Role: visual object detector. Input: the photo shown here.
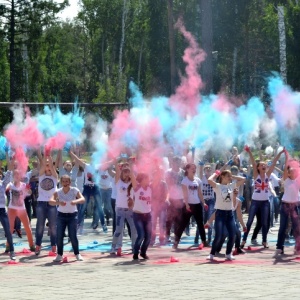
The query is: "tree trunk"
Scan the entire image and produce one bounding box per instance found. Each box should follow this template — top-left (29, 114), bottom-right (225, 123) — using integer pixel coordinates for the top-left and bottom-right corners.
top-left (137, 37), bottom-right (144, 87)
top-left (200, 0), bottom-right (213, 94)
top-left (9, 0), bottom-right (16, 102)
top-left (278, 6), bottom-right (287, 83)
top-left (167, 0), bottom-right (176, 94)
top-left (117, 0), bottom-right (128, 97)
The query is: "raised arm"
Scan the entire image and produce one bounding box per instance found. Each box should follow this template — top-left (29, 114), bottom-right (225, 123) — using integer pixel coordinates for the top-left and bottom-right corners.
top-left (266, 148), bottom-right (285, 177)
top-left (129, 160), bottom-right (137, 190)
top-left (232, 175), bottom-right (246, 188)
top-left (208, 171), bottom-right (219, 189)
top-left (48, 155), bottom-right (58, 180)
top-left (69, 150), bottom-right (86, 169)
top-left (245, 146), bottom-right (257, 179)
top-left (282, 151), bottom-right (289, 181)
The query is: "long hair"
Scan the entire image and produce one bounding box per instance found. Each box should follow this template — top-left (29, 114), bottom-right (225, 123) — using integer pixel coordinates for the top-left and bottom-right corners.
top-left (184, 163), bottom-right (196, 176)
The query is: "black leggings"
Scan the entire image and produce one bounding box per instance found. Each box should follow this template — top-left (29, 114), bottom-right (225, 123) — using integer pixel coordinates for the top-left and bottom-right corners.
top-left (175, 203), bottom-right (206, 243)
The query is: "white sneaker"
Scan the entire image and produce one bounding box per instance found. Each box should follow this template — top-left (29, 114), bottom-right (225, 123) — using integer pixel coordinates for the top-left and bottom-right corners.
top-left (76, 254), bottom-right (84, 261)
top-left (53, 254), bottom-right (62, 262)
top-left (273, 249), bottom-right (283, 258)
top-left (225, 253), bottom-right (236, 261)
top-left (206, 254), bottom-right (214, 261)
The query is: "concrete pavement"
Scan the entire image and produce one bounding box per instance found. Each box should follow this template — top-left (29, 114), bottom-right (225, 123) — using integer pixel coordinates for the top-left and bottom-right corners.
top-left (0, 219), bottom-right (299, 300)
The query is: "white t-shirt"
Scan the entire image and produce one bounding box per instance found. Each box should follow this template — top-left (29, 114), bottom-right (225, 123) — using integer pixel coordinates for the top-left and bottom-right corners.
top-left (133, 185), bottom-right (151, 213)
top-left (214, 182), bottom-right (236, 211)
top-left (99, 170), bottom-right (113, 189)
top-left (252, 175), bottom-right (269, 201)
top-left (165, 168), bottom-right (184, 199)
top-left (84, 164), bottom-right (96, 186)
top-left (201, 176), bottom-right (214, 200)
top-left (57, 187), bottom-right (80, 213)
top-left (111, 181), bottom-right (117, 199)
top-left (181, 176), bottom-right (202, 204)
top-left (76, 171), bottom-right (85, 193)
top-left (115, 179), bottom-right (131, 208)
top-left (282, 178), bottom-right (300, 203)
top-left (269, 173), bottom-right (280, 188)
top-left (37, 175), bottom-right (57, 202)
top-left (8, 182), bottom-right (29, 210)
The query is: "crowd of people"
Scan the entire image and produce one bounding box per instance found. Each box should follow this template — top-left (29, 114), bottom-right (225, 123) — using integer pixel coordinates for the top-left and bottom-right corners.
top-left (1, 143), bottom-right (299, 262)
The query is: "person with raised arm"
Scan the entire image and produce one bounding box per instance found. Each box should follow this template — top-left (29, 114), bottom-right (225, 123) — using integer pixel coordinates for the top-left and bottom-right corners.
top-left (70, 151), bottom-right (107, 234)
top-left (206, 169), bottom-right (245, 261)
top-left (241, 145), bottom-right (285, 249)
top-left (49, 175), bottom-right (85, 262)
top-left (35, 151), bottom-right (58, 255)
top-left (273, 151), bottom-right (300, 258)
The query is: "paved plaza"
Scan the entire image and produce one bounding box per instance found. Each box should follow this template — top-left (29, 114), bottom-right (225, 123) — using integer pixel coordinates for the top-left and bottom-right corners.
top-left (0, 219), bottom-right (299, 300)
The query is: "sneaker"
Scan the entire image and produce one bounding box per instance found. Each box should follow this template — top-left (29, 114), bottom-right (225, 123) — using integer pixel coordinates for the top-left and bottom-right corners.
top-left (76, 254), bottom-right (83, 261)
top-left (92, 224), bottom-right (98, 230)
top-left (53, 254), bottom-right (63, 262)
top-left (117, 248), bottom-right (122, 256)
top-left (225, 253), bottom-right (236, 261)
top-left (251, 239), bottom-right (258, 245)
top-left (10, 252), bottom-right (16, 261)
top-left (140, 253), bottom-right (149, 259)
top-left (206, 254), bottom-right (214, 261)
top-left (133, 253), bottom-right (139, 260)
top-left (273, 249), bottom-right (283, 258)
top-left (30, 245), bottom-right (36, 252)
top-left (35, 245), bottom-right (41, 256)
top-left (102, 224), bottom-right (108, 233)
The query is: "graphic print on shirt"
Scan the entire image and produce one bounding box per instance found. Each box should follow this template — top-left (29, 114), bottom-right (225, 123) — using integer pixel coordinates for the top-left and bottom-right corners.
top-left (188, 185), bottom-right (198, 192)
top-left (40, 177), bottom-right (55, 191)
top-left (202, 183), bottom-right (214, 198)
top-left (254, 177), bottom-right (269, 194)
top-left (221, 186), bottom-right (232, 202)
top-left (87, 172), bottom-right (94, 183)
top-left (11, 189), bottom-right (23, 207)
top-left (139, 191), bottom-right (151, 205)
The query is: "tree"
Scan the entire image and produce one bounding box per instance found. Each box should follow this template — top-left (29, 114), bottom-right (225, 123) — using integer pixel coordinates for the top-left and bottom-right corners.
top-left (0, 0), bottom-right (67, 102)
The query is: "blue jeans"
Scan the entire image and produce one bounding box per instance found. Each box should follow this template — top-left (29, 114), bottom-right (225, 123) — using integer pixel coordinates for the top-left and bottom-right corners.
top-left (243, 200), bottom-right (270, 243)
top-left (195, 198), bottom-right (215, 243)
top-left (273, 196), bottom-right (280, 221)
top-left (111, 208), bottom-right (137, 251)
top-left (78, 185), bottom-right (105, 227)
top-left (133, 212), bottom-right (152, 255)
top-left (151, 204), bottom-right (167, 244)
top-left (210, 210), bottom-right (236, 255)
top-left (57, 212), bottom-right (79, 256)
top-left (100, 188), bottom-right (113, 222)
top-left (269, 196), bottom-right (274, 227)
top-left (35, 202), bottom-right (57, 246)
top-left (0, 208), bottom-right (14, 252)
top-left (276, 203), bottom-right (300, 251)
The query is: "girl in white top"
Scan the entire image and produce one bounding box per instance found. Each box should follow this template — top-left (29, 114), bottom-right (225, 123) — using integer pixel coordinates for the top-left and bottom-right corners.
top-left (7, 167), bottom-right (35, 252)
top-left (173, 163), bottom-right (208, 249)
top-left (35, 153), bottom-right (58, 255)
top-left (207, 169), bottom-right (245, 261)
top-left (49, 175), bottom-right (85, 262)
top-left (241, 146), bottom-right (284, 249)
top-left (130, 162), bottom-right (152, 260)
top-left (273, 151), bottom-right (300, 257)
top-left (110, 160), bottom-right (137, 255)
